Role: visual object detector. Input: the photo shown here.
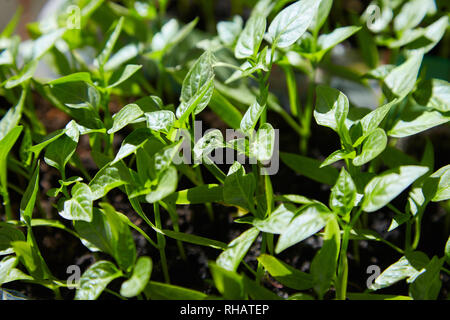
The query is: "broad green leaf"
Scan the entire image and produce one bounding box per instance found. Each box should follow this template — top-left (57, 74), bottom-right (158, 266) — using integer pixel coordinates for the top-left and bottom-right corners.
top-left (280, 152), bottom-right (339, 185)
top-left (384, 52), bottom-right (423, 98)
top-left (0, 256), bottom-right (18, 284)
top-left (10, 241), bottom-right (46, 279)
top-left (0, 88), bottom-right (27, 141)
top-left (276, 203), bottom-right (331, 253)
top-left (104, 43), bottom-right (141, 71)
top-left (0, 225), bottom-right (25, 255)
top-left (424, 165), bottom-right (450, 202)
top-left (96, 17), bottom-right (124, 68)
top-left (4, 60), bottom-right (37, 88)
top-left (44, 120), bottom-right (79, 173)
top-left (413, 79), bottom-right (449, 113)
top-left (310, 216), bottom-right (340, 298)
top-left (317, 26), bottom-right (361, 53)
top-left (320, 149), bottom-right (355, 168)
top-left (100, 203), bottom-right (137, 272)
top-left (250, 123), bottom-right (275, 162)
top-left (314, 85), bottom-right (351, 143)
top-left (75, 261), bottom-right (122, 300)
top-left (388, 107), bottom-right (449, 138)
top-left (308, 0), bottom-right (333, 34)
top-left (353, 128), bottom-right (387, 166)
top-left (193, 129), bottom-right (225, 163)
top-left (268, 0), bottom-right (320, 48)
top-left (257, 254), bottom-right (313, 290)
top-left (370, 252), bottom-right (430, 290)
top-left (209, 91), bottom-right (242, 129)
top-left (235, 11), bottom-right (266, 58)
top-left (251, 203), bottom-right (296, 234)
top-left (108, 104), bottom-right (144, 134)
top-left (240, 98), bottom-right (267, 133)
top-left (217, 227), bottom-right (260, 272)
top-left (29, 28), bottom-right (65, 61)
top-left (29, 129), bottom-right (66, 157)
top-left (166, 184), bottom-right (224, 204)
top-left (409, 256), bottom-right (443, 300)
top-left (120, 256), bottom-right (152, 298)
top-left (107, 64), bottom-right (142, 88)
top-left (409, 16), bottom-right (449, 54)
top-left (217, 15), bottom-right (243, 45)
top-left (89, 164), bottom-right (128, 200)
top-left (47, 72), bottom-right (93, 85)
top-left (209, 262), bottom-right (245, 299)
top-left (60, 183), bottom-right (93, 222)
top-left (223, 162), bottom-right (256, 213)
top-left (394, 0), bottom-right (432, 32)
top-left (145, 110), bottom-right (175, 133)
top-left (111, 128), bottom-right (151, 164)
top-left (355, 99), bottom-right (398, 144)
top-left (144, 281), bottom-right (207, 300)
top-left (19, 162), bottom-right (40, 225)
top-left (144, 166), bottom-right (178, 203)
top-left (362, 166), bottom-right (429, 212)
top-left (150, 18), bottom-right (198, 54)
top-left (330, 168), bottom-right (356, 218)
top-left (178, 50), bottom-right (215, 118)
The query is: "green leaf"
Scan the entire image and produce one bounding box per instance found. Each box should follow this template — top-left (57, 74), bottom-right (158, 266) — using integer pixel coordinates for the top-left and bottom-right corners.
top-left (251, 203), bottom-right (297, 234)
top-left (44, 120), bottom-right (79, 173)
top-left (257, 254), bottom-right (313, 290)
top-left (209, 91), bottom-right (243, 129)
top-left (250, 123), bottom-right (275, 162)
top-left (209, 262), bottom-right (245, 299)
top-left (347, 293), bottom-right (412, 300)
top-left (317, 26), bottom-right (361, 53)
top-left (223, 162), bottom-right (256, 213)
top-left (29, 129), bottom-right (66, 158)
top-left (47, 72), bottom-right (93, 85)
top-left (310, 216), bottom-right (340, 298)
top-left (362, 166), bottom-right (429, 212)
top-left (4, 60), bottom-right (38, 89)
top-left (120, 256), bottom-right (152, 298)
top-left (108, 104), bottom-right (144, 134)
top-left (10, 240), bottom-right (47, 279)
top-left (178, 50), bottom-right (215, 118)
top-left (111, 128), bottom-right (151, 164)
top-left (353, 128), bottom-right (387, 166)
top-left (394, 0), bottom-right (432, 32)
top-left (308, 0), bottom-right (333, 34)
top-left (384, 52), bottom-right (423, 98)
top-left (276, 203), bottom-right (331, 253)
top-left (235, 11), bottom-right (266, 58)
top-left (107, 64), bottom-right (142, 88)
top-left (96, 17), bottom-right (124, 68)
top-left (320, 149), bottom-right (355, 168)
top-left (0, 88), bottom-right (27, 141)
top-left (0, 256), bottom-right (18, 284)
top-left (100, 203), bottom-right (137, 272)
top-left (60, 183), bottom-right (93, 222)
top-left (280, 152), bottom-right (339, 185)
top-left (145, 166), bottom-right (178, 203)
top-left (217, 15), bottom-right (243, 46)
top-left (388, 105), bottom-right (449, 138)
top-left (0, 225), bottom-right (25, 255)
top-left (19, 162), bottom-right (40, 225)
top-left (89, 164), bottom-right (128, 200)
top-left (217, 227), bottom-right (260, 272)
top-left (413, 79), bottom-right (449, 113)
top-left (445, 236), bottom-right (450, 264)
top-left (240, 98), bottom-right (267, 133)
top-left (75, 261), bottom-right (122, 300)
top-left (409, 256), bottom-right (443, 300)
top-left (370, 252), bottom-right (430, 291)
top-left (330, 168), bottom-right (356, 218)
top-left (314, 85), bottom-right (350, 143)
top-left (166, 184), bottom-right (224, 205)
top-left (268, 0), bottom-right (320, 48)
top-left (144, 281), bottom-right (207, 300)
top-left (424, 165), bottom-right (450, 202)
top-left (193, 129), bottom-right (225, 163)
top-left (145, 110), bottom-right (176, 133)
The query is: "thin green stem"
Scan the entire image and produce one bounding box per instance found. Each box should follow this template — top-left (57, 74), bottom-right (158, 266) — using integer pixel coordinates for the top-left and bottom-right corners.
top-left (154, 202), bottom-right (170, 283)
